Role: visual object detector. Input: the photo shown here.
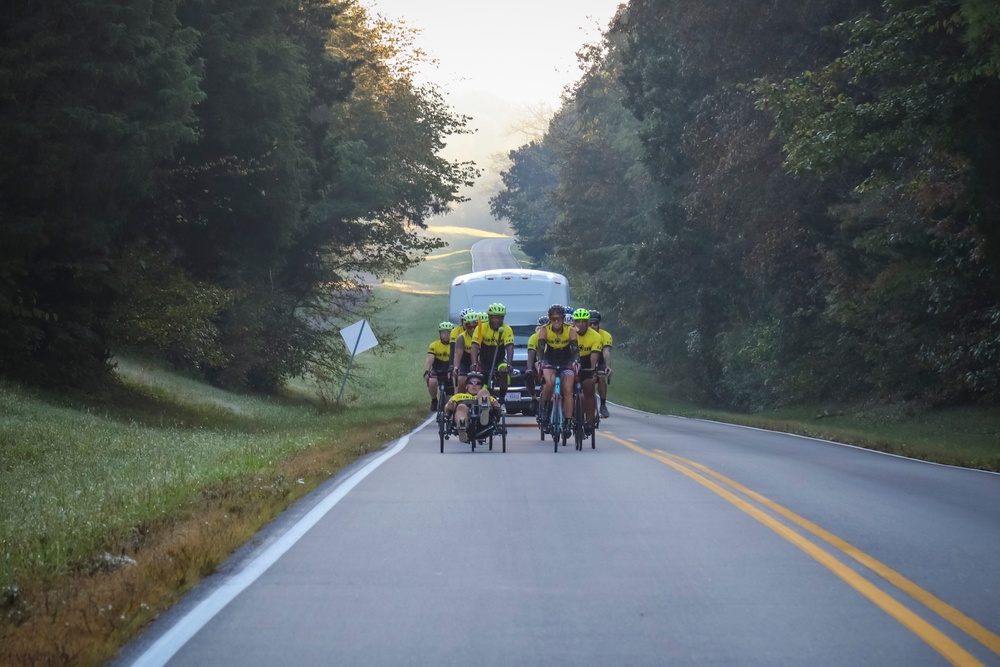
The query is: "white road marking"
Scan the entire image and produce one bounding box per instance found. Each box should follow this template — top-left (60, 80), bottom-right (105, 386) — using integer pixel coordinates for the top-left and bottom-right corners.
top-left (127, 417), bottom-right (432, 667)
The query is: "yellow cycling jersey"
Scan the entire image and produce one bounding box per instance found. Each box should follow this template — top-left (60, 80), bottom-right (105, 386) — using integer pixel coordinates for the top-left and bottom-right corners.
top-left (427, 339), bottom-right (450, 366)
top-left (476, 323), bottom-right (513, 347)
top-left (540, 323), bottom-right (574, 364)
top-left (577, 328), bottom-right (603, 358)
top-left (452, 323), bottom-right (479, 353)
top-left (527, 332), bottom-right (539, 352)
top-left (597, 328), bottom-right (612, 350)
top-left (577, 328), bottom-right (603, 368)
top-left (448, 392), bottom-right (500, 408)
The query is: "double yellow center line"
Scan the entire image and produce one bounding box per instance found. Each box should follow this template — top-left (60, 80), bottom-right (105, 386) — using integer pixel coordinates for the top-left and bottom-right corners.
top-left (603, 432), bottom-right (1000, 667)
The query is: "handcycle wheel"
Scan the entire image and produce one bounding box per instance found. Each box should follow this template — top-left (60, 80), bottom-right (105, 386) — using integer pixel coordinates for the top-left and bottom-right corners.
top-left (437, 384), bottom-right (448, 453)
top-left (501, 413), bottom-right (507, 452)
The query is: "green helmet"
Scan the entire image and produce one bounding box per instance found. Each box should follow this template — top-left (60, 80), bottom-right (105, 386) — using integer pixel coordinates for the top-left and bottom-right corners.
top-left (438, 321), bottom-right (453, 331)
top-left (487, 302), bottom-right (506, 315)
top-left (572, 308), bottom-right (591, 321)
top-left (462, 311), bottom-right (479, 324)
top-left (478, 311), bottom-right (489, 322)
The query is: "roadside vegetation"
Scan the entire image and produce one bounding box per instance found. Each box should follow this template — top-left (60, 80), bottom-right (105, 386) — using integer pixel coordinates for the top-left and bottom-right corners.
top-left (2, 227), bottom-right (997, 665)
top-left (492, 0), bottom-right (1000, 415)
top-left (0, 227), bottom-right (487, 666)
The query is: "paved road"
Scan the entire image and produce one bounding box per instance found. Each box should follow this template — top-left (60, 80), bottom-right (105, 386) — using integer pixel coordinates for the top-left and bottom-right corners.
top-left (471, 237), bottom-right (518, 271)
top-left (118, 239), bottom-right (1000, 667)
top-left (120, 407), bottom-right (1000, 667)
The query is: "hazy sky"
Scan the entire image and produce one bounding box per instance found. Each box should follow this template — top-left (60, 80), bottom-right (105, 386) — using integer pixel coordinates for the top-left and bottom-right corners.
top-left (360, 0), bottom-right (625, 229)
top-left (362, 0), bottom-right (623, 111)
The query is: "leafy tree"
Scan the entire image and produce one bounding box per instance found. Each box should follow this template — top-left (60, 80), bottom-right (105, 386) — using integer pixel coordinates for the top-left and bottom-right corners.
top-left (489, 142), bottom-right (560, 263)
top-left (752, 0), bottom-right (1000, 403)
top-left (0, 0), bottom-right (203, 383)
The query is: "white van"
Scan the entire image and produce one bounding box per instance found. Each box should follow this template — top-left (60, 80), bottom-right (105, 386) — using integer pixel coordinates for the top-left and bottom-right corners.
top-left (448, 269), bottom-right (570, 414)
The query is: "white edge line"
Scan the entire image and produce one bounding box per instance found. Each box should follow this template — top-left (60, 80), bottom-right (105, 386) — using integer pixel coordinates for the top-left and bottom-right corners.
top-left (128, 417), bottom-right (433, 667)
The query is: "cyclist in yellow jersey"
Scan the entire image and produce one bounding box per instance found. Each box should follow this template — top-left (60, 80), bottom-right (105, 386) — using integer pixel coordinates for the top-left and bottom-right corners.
top-left (451, 310), bottom-right (480, 393)
top-left (589, 310), bottom-right (613, 418)
top-left (443, 372), bottom-right (501, 442)
top-left (449, 307), bottom-right (475, 360)
top-left (424, 321), bottom-right (454, 412)
top-left (472, 302), bottom-right (514, 398)
top-left (525, 314), bottom-right (548, 414)
top-left (536, 303), bottom-right (579, 430)
top-left (572, 308), bottom-right (603, 432)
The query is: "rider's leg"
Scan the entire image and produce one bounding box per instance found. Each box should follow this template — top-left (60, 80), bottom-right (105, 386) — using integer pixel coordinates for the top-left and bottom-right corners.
top-left (476, 388), bottom-right (491, 425)
top-left (561, 370), bottom-right (574, 425)
top-left (539, 367), bottom-right (555, 422)
top-left (428, 376), bottom-right (439, 411)
top-left (453, 403), bottom-right (471, 441)
top-left (582, 377), bottom-right (597, 424)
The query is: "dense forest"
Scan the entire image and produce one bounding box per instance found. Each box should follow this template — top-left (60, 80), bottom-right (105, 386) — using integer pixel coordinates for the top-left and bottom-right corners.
top-left (492, 0), bottom-right (1000, 410)
top-left (0, 0), bottom-right (476, 391)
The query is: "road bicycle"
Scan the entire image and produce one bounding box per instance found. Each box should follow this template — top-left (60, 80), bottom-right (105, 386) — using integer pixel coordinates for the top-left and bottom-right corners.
top-left (573, 373), bottom-right (585, 450)
top-left (538, 369), bottom-right (573, 452)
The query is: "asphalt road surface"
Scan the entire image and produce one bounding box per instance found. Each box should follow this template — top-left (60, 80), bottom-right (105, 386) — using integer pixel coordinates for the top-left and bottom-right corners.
top-left (119, 407), bottom-right (1000, 667)
top-left (117, 238), bottom-right (1000, 667)
top-left (470, 237), bottom-right (518, 271)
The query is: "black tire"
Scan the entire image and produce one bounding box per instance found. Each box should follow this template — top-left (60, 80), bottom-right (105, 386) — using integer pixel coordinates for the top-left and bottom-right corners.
top-left (552, 401), bottom-right (562, 453)
top-left (438, 413), bottom-right (446, 453)
top-left (573, 389), bottom-right (584, 451)
top-left (501, 414), bottom-right (507, 453)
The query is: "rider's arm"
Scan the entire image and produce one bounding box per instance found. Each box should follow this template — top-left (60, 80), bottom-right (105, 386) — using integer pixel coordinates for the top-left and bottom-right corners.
top-left (453, 333), bottom-right (465, 369)
top-left (424, 352), bottom-right (435, 376)
top-left (470, 341), bottom-right (480, 370)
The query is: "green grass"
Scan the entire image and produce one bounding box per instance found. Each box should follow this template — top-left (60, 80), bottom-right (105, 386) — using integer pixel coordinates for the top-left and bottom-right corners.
top-left (606, 353), bottom-right (1000, 471)
top-left (0, 226), bottom-right (495, 590)
top-left (3, 220), bottom-right (998, 664)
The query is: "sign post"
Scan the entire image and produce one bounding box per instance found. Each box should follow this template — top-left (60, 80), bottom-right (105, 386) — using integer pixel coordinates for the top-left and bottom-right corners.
top-left (337, 319), bottom-right (379, 403)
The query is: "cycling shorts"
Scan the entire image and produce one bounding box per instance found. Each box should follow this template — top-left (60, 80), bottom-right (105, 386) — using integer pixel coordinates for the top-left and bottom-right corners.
top-left (542, 362), bottom-right (574, 376)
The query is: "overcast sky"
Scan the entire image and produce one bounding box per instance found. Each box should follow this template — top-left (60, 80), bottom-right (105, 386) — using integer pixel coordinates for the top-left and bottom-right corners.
top-left (363, 0), bottom-right (623, 107)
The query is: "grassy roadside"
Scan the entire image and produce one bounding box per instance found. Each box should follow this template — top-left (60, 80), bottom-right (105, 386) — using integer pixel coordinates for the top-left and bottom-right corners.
top-left (607, 353), bottom-right (1000, 471)
top-left (2, 224), bottom-right (997, 664)
top-left (0, 225), bottom-right (500, 666)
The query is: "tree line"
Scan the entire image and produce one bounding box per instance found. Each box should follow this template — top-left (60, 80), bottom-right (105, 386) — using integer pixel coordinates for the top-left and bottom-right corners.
top-left (0, 0), bottom-right (475, 391)
top-left (491, 0), bottom-right (1000, 410)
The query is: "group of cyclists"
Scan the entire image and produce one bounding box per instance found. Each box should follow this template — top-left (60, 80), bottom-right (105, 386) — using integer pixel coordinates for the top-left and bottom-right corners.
top-left (423, 302), bottom-right (613, 444)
